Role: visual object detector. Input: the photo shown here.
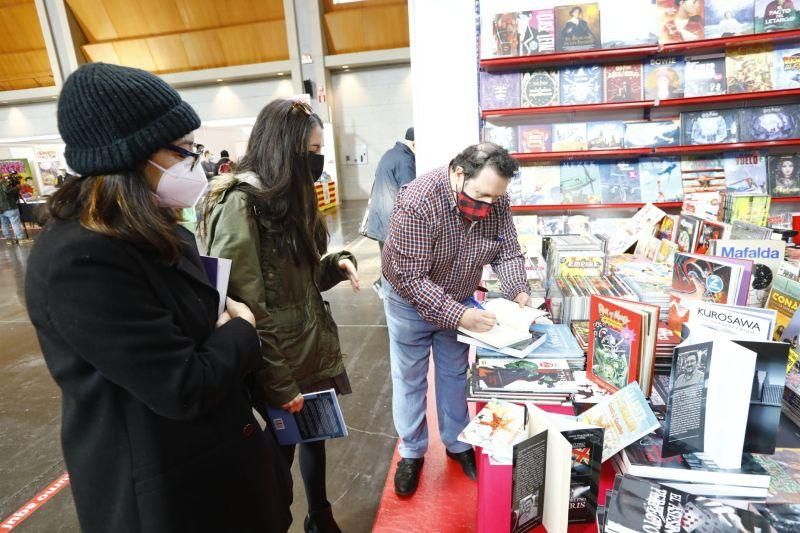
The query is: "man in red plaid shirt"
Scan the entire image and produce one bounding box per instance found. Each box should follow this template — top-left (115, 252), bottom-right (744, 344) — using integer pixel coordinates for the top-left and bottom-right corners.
top-left (381, 143), bottom-right (531, 496)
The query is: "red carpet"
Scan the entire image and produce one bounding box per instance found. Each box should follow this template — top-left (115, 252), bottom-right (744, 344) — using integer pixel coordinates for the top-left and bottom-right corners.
top-left (372, 359), bottom-right (477, 532)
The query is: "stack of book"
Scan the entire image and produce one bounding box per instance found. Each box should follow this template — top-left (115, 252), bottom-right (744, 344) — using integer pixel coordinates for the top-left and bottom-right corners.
top-left (550, 275), bottom-right (638, 324)
top-left (478, 324), bottom-right (586, 371)
top-left (544, 234), bottom-right (606, 285)
top-left (654, 322), bottom-right (681, 374)
top-left (570, 320), bottom-right (589, 354)
top-left (612, 430), bottom-right (771, 499)
top-left (468, 358), bottom-right (579, 405)
top-left (599, 474), bottom-right (775, 533)
top-left (718, 192), bottom-right (772, 226)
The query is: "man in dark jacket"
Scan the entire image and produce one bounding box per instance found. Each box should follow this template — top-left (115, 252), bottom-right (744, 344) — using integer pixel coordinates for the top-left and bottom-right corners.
top-left (0, 173), bottom-right (28, 245)
top-left (214, 149), bottom-right (232, 175)
top-left (363, 127), bottom-right (415, 295)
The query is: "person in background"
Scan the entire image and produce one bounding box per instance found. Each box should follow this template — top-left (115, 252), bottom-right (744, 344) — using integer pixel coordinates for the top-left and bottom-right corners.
top-left (381, 143), bottom-right (531, 496)
top-left (25, 63), bottom-right (292, 533)
top-left (214, 149), bottom-right (232, 175)
top-left (0, 173), bottom-right (28, 245)
top-left (202, 99), bottom-right (360, 533)
top-left (201, 148), bottom-right (215, 180)
top-left (363, 127), bottom-right (416, 296)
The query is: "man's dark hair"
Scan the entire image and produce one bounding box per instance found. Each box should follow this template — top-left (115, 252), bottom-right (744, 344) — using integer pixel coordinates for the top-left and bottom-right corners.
top-left (220, 149), bottom-right (229, 158)
top-left (570, 6), bottom-right (582, 16)
top-left (450, 143), bottom-right (519, 181)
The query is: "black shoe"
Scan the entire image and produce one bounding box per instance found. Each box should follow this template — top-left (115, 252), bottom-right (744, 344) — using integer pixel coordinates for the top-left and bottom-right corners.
top-left (446, 448), bottom-right (477, 480)
top-left (304, 504), bottom-right (341, 533)
top-left (394, 457), bottom-right (424, 496)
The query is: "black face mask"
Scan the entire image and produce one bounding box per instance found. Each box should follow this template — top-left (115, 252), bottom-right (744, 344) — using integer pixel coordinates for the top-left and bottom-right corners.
top-left (309, 153), bottom-right (325, 181)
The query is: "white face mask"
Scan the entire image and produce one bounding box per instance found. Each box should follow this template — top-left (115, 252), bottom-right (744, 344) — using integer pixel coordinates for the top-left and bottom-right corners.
top-left (148, 157), bottom-right (208, 208)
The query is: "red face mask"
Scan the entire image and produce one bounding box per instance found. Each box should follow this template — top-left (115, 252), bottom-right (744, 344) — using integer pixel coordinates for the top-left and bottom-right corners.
top-left (458, 190), bottom-right (492, 222)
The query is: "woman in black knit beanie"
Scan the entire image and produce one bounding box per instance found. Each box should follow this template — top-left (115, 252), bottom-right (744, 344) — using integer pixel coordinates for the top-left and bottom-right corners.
top-left (25, 62), bottom-right (292, 533)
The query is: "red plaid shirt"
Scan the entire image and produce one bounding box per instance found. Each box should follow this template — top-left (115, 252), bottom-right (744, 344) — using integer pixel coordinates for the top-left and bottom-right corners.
top-left (382, 165), bottom-right (529, 330)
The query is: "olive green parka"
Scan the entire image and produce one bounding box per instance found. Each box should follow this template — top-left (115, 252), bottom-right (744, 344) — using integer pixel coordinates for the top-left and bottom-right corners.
top-left (203, 172), bottom-right (356, 407)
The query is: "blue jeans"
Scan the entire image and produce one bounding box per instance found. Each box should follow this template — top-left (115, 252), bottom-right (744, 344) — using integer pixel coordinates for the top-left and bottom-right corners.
top-left (0, 208), bottom-right (24, 240)
top-left (382, 278), bottom-right (472, 458)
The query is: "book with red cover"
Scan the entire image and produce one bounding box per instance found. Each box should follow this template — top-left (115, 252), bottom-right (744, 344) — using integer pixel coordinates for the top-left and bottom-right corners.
top-left (518, 124), bottom-right (553, 153)
top-left (693, 219), bottom-right (727, 254)
top-left (587, 295), bottom-right (659, 397)
top-left (603, 63), bottom-right (644, 103)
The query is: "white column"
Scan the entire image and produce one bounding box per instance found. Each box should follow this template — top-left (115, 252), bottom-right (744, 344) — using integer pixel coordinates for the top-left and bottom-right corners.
top-left (408, 0), bottom-right (480, 174)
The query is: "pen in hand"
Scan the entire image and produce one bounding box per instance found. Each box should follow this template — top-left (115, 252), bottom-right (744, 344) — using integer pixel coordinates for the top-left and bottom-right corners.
top-left (469, 297), bottom-right (500, 326)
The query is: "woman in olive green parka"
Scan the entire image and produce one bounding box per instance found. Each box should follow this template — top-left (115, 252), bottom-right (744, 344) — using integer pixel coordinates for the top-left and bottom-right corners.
top-left (201, 100), bottom-right (359, 533)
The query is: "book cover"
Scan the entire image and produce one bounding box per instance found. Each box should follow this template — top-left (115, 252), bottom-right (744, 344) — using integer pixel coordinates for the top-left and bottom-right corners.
top-left (587, 296), bottom-right (645, 392)
top-left (561, 426), bottom-right (605, 523)
top-left (682, 496), bottom-right (775, 531)
top-left (662, 327), bottom-right (757, 468)
top-left (599, 160), bottom-right (642, 203)
top-left (709, 239), bottom-right (786, 307)
top-left (768, 154), bottom-right (800, 196)
top-left (687, 301), bottom-right (777, 340)
top-left (529, 324), bottom-right (585, 359)
top-left (557, 252), bottom-right (605, 277)
top-left (684, 54), bottom-right (727, 97)
top-left (552, 123), bottom-right (588, 151)
top-left (755, 0), bottom-right (800, 32)
top-left (511, 430), bottom-right (547, 532)
top-left (560, 65), bottom-right (602, 105)
top-left (656, 215), bottom-right (678, 240)
top-left (675, 214), bottom-right (702, 252)
top-left (521, 69), bottom-right (559, 108)
top-left (587, 121), bottom-right (625, 150)
top-left (656, 239), bottom-right (679, 264)
top-left (492, 13), bottom-right (520, 57)
top-left (600, 0), bottom-right (658, 49)
top-left (731, 220), bottom-right (774, 239)
top-left (555, 3), bottom-right (601, 52)
top-left (704, 0), bottom-right (755, 38)
top-left (694, 219), bottom-right (727, 254)
top-left (519, 10), bottom-right (556, 56)
top-left (644, 56), bottom-right (686, 100)
top-left (752, 447), bottom-right (800, 503)
top-left (483, 123), bottom-right (518, 152)
top-left (639, 157), bottom-right (683, 202)
top-left (604, 475), bottom-right (690, 533)
top-left (199, 255), bottom-right (232, 317)
top-left (657, 0), bottom-right (705, 43)
top-left (773, 44), bottom-right (800, 90)
top-left (726, 43), bottom-right (775, 94)
top-left (767, 278), bottom-right (800, 343)
top-left (518, 124), bottom-right (552, 153)
top-left (723, 151), bottom-right (768, 194)
top-left (518, 164), bottom-right (560, 205)
top-left (603, 63), bottom-right (644, 103)
top-left (560, 160), bottom-right (601, 203)
top-left (576, 382), bottom-right (661, 461)
top-left (474, 359), bottom-right (578, 394)
top-left (458, 399), bottom-right (526, 456)
top-left (681, 154), bottom-right (724, 171)
top-left (479, 71), bottom-right (521, 110)
top-left (267, 389), bottom-right (348, 445)
top-left (750, 502), bottom-right (800, 531)
top-left (623, 120), bottom-right (681, 149)
top-left (741, 104), bottom-right (800, 141)
top-left (681, 109), bottom-right (739, 145)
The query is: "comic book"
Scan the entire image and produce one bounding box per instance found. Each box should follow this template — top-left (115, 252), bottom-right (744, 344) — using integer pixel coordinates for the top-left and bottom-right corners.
top-left (684, 54), bottom-right (727, 98)
top-left (555, 3), bottom-right (601, 52)
top-left (519, 9), bottom-right (556, 56)
top-left (603, 64), bottom-right (644, 103)
top-left (480, 71), bottom-right (521, 110)
top-left (518, 125), bottom-right (553, 153)
top-left (560, 65), bottom-right (602, 105)
top-left (704, 0), bottom-right (755, 38)
top-left (644, 56), bottom-right (686, 101)
top-left (726, 43), bottom-right (774, 94)
top-left (521, 70), bottom-right (559, 108)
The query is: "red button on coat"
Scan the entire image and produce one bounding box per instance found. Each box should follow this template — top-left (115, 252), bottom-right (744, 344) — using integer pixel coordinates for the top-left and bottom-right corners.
top-left (242, 423), bottom-right (255, 438)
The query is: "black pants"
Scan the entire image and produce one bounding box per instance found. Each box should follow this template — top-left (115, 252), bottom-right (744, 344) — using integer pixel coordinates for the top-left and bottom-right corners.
top-left (281, 441), bottom-right (329, 512)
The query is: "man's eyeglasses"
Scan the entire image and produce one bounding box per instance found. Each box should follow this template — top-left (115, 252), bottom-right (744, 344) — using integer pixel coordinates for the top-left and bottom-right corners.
top-left (166, 145), bottom-right (202, 171)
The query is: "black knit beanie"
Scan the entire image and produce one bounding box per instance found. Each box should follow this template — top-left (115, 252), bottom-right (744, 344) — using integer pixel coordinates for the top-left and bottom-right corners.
top-left (57, 63), bottom-right (201, 176)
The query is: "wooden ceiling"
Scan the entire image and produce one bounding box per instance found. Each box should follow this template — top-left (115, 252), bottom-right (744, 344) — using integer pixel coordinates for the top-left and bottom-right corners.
top-left (0, 0), bottom-right (55, 91)
top-left (67, 0), bottom-right (289, 75)
top-left (323, 0), bottom-right (409, 55)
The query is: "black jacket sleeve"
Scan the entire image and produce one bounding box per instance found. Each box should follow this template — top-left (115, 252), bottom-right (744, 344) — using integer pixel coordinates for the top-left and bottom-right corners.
top-left (46, 237), bottom-right (261, 421)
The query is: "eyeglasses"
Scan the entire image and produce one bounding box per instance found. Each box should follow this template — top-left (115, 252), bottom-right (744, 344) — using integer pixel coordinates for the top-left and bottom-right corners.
top-left (166, 144), bottom-right (202, 171)
top-left (290, 100), bottom-right (312, 116)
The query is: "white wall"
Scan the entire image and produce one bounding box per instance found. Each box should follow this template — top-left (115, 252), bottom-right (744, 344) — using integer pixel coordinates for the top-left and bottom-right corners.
top-left (331, 64), bottom-right (413, 201)
top-left (409, 0), bottom-right (480, 173)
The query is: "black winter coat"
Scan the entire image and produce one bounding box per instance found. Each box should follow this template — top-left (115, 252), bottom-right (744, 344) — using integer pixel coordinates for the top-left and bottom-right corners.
top-left (25, 219), bottom-right (293, 533)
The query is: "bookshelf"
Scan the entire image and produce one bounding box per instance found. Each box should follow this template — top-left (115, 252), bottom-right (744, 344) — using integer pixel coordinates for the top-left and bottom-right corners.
top-left (480, 29), bottom-right (800, 71)
top-left (482, 88), bottom-right (800, 120)
top-left (511, 197), bottom-right (800, 214)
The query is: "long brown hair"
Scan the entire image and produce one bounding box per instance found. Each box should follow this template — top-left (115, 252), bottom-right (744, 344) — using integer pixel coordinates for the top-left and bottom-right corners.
top-left (231, 99), bottom-right (328, 265)
top-left (48, 172), bottom-right (183, 264)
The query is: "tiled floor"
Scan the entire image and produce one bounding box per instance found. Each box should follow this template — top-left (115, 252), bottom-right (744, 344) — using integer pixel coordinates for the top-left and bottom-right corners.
top-left (0, 200), bottom-right (397, 532)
